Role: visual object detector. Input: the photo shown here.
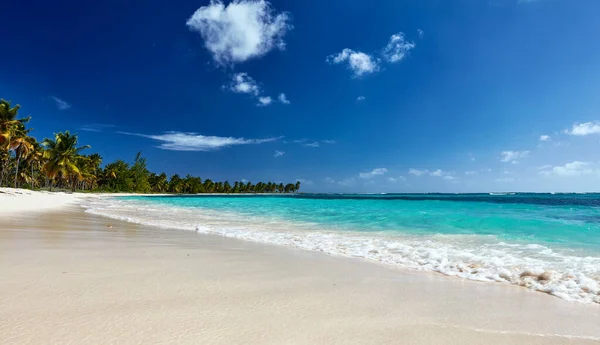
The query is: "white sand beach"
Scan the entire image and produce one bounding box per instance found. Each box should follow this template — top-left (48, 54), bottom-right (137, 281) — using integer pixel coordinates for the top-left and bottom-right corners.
top-left (1, 189), bottom-right (600, 344)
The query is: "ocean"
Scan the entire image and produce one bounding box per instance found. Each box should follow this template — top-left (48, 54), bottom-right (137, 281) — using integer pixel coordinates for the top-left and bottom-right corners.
top-left (84, 193), bottom-right (600, 304)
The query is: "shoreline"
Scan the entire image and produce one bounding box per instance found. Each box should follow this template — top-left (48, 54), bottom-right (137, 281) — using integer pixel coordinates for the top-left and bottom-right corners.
top-left (1, 197), bottom-right (600, 343)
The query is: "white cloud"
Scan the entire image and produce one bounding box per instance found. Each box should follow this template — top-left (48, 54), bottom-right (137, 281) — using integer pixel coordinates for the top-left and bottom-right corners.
top-left (337, 178), bottom-right (356, 186)
top-left (278, 93), bottom-right (290, 104)
top-left (539, 135), bottom-right (550, 141)
top-left (500, 150), bottom-right (530, 163)
top-left (119, 131), bottom-right (280, 151)
top-left (382, 33), bottom-right (415, 63)
top-left (327, 49), bottom-right (380, 77)
top-left (186, 0), bottom-right (292, 66)
top-left (539, 161), bottom-right (596, 177)
top-left (409, 168), bottom-right (454, 179)
top-left (325, 177), bottom-right (355, 186)
top-left (79, 124), bottom-right (114, 132)
top-left (468, 152), bottom-right (475, 162)
top-left (408, 168), bottom-right (427, 176)
top-left (273, 150), bottom-right (285, 157)
top-left (52, 96), bottom-right (71, 110)
top-left (387, 176), bottom-right (406, 183)
top-left (295, 178), bottom-right (313, 185)
top-left (465, 168), bottom-right (492, 176)
top-left (226, 73), bottom-right (286, 107)
top-left (292, 139), bottom-right (334, 147)
top-left (356, 96), bottom-right (366, 101)
top-left (495, 177), bottom-right (514, 183)
top-left (327, 31), bottom-right (415, 77)
top-left (227, 72), bottom-right (260, 95)
top-left (257, 96), bottom-right (273, 106)
top-left (565, 122), bottom-right (600, 136)
top-left (417, 29), bottom-right (424, 39)
top-left (359, 168), bottom-right (388, 179)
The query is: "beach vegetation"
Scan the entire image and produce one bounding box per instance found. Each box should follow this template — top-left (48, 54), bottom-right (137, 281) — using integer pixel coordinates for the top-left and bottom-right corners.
top-left (0, 98), bottom-right (301, 194)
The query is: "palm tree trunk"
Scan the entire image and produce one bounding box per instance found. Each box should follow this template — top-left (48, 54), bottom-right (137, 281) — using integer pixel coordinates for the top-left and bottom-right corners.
top-left (0, 158), bottom-right (8, 187)
top-left (14, 151), bottom-right (21, 189)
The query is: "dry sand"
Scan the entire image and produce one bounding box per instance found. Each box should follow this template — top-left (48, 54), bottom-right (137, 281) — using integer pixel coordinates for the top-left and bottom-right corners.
top-left (1, 191), bottom-right (600, 344)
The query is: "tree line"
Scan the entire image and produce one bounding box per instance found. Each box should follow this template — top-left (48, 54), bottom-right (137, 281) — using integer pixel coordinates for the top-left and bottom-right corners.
top-left (0, 99), bottom-right (301, 193)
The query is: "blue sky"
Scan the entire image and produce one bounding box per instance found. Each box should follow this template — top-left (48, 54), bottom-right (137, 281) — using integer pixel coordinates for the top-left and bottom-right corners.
top-left (2, 0), bottom-right (600, 192)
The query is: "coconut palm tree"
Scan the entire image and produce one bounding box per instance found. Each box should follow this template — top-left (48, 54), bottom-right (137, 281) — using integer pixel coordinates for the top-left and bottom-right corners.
top-left (42, 131), bottom-right (90, 191)
top-left (0, 100), bottom-right (32, 186)
top-left (11, 128), bottom-right (34, 188)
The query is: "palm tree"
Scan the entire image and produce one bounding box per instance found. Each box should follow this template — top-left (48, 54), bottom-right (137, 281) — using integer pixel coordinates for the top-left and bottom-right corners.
top-left (295, 181), bottom-right (301, 193)
top-left (0, 99), bottom-right (31, 186)
top-left (11, 127), bottom-right (34, 188)
top-left (42, 131), bottom-right (90, 191)
top-left (24, 140), bottom-right (44, 188)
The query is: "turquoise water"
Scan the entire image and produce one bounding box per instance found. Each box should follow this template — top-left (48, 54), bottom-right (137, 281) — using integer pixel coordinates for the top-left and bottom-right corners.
top-left (86, 193), bottom-right (600, 303)
top-left (124, 194), bottom-right (600, 253)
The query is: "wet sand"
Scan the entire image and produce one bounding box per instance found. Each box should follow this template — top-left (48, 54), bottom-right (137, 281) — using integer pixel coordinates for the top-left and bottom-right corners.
top-left (1, 206), bottom-right (599, 344)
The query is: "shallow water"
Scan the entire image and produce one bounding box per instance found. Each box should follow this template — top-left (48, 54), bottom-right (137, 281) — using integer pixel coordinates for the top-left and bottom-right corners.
top-left (84, 193), bottom-right (600, 304)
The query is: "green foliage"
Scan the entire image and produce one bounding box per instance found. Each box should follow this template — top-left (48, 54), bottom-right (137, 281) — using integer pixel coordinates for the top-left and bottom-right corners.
top-left (0, 97), bottom-right (302, 194)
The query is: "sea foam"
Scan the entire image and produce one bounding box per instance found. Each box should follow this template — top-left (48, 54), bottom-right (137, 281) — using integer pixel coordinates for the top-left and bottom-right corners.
top-left (83, 197), bottom-right (600, 304)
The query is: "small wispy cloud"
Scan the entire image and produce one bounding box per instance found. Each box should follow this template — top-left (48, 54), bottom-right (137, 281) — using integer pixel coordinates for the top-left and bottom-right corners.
top-left (119, 131), bottom-right (281, 151)
top-left (417, 29), bottom-right (424, 39)
top-left (278, 93), bottom-right (290, 104)
top-left (564, 122), bottom-right (600, 136)
top-left (227, 72), bottom-right (260, 95)
top-left (495, 177), bottom-right (515, 183)
top-left (500, 150), bottom-right (530, 163)
top-left (359, 168), bottom-right (388, 179)
top-left (296, 178), bottom-right (313, 185)
top-left (381, 32), bottom-right (415, 63)
top-left (186, 0), bottom-right (292, 66)
top-left (226, 72), bottom-right (283, 107)
top-left (465, 168), bottom-right (491, 176)
top-left (290, 139), bottom-right (335, 147)
top-left (539, 134), bottom-right (550, 141)
top-left (387, 176), bottom-right (406, 183)
top-left (409, 168), bottom-right (455, 180)
top-left (326, 32), bottom-right (416, 78)
top-left (326, 49), bottom-right (380, 77)
top-left (51, 96), bottom-right (71, 110)
top-left (356, 96), bottom-right (366, 101)
top-left (258, 96), bottom-right (273, 106)
top-left (325, 177), bottom-right (355, 186)
top-left (79, 124), bottom-right (115, 133)
top-left (273, 150), bottom-right (285, 158)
